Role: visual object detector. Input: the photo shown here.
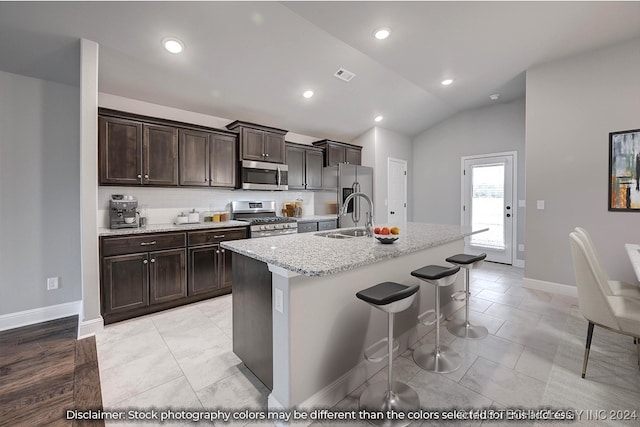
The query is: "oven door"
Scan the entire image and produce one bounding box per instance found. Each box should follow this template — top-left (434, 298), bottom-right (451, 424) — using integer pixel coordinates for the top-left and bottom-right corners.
top-left (241, 160), bottom-right (288, 190)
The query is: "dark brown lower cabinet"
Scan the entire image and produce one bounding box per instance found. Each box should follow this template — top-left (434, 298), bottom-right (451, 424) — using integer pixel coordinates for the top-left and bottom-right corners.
top-left (187, 228), bottom-right (247, 295)
top-left (149, 249), bottom-right (187, 304)
top-left (102, 249), bottom-right (186, 317)
top-left (102, 253), bottom-right (149, 314)
top-left (101, 227), bottom-right (247, 324)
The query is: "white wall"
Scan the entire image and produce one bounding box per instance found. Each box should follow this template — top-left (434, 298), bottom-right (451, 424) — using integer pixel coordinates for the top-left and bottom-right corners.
top-left (412, 98), bottom-right (526, 263)
top-left (0, 70), bottom-right (81, 315)
top-left (353, 127), bottom-right (413, 223)
top-left (525, 37), bottom-right (640, 287)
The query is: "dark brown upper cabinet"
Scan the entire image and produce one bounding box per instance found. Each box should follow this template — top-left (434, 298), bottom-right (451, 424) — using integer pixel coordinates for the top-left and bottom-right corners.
top-left (99, 114), bottom-right (177, 186)
top-left (285, 142), bottom-right (323, 190)
top-left (179, 129), bottom-right (237, 188)
top-left (226, 121), bottom-right (288, 164)
top-left (312, 139), bottom-right (362, 167)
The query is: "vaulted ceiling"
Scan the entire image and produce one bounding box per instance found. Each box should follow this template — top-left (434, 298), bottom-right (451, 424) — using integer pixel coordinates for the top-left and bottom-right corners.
top-left (1, 1), bottom-right (639, 141)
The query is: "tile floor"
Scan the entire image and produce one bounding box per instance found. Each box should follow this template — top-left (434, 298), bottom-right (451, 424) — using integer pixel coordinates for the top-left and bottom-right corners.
top-left (96, 263), bottom-right (640, 426)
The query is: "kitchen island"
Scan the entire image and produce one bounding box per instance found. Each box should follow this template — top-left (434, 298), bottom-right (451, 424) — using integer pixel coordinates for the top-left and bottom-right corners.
top-left (221, 223), bottom-right (486, 412)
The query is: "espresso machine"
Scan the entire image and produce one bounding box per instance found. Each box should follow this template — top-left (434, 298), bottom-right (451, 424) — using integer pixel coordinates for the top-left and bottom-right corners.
top-left (109, 195), bottom-right (138, 229)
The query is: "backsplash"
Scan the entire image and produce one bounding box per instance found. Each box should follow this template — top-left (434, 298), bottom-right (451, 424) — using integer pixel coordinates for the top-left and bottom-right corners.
top-left (98, 186), bottom-right (319, 228)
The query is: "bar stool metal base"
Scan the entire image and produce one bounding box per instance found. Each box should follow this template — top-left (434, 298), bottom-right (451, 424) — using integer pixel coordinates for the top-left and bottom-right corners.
top-left (359, 381), bottom-right (420, 427)
top-left (413, 344), bottom-right (461, 373)
top-left (447, 319), bottom-right (489, 339)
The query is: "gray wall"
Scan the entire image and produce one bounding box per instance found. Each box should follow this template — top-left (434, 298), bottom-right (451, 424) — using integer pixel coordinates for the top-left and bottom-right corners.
top-left (353, 127), bottom-right (413, 223)
top-left (0, 70), bottom-right (82, 315)
top-left (412, 98), bottom-right (526, 263)
top-left (525, 37), bottom-right (640, 286)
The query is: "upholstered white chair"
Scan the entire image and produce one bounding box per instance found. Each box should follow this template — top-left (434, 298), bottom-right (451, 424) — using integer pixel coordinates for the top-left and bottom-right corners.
top-left (574, 227), bottom-right (640, 299)
top-left (569, 232), bottom-right (640, 378)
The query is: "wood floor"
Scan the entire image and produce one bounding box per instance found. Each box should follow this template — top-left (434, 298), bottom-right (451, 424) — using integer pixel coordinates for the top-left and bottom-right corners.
top-left (0, 316), bottom-right (104, 427)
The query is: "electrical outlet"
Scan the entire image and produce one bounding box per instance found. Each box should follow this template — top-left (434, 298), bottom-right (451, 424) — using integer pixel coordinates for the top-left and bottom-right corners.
top-left (47, 277), bottom-right (59, 290)
top-left (518, 244), bottom-right (525, 252)
top-left (274, 288), bottom-right (284, 313)
top-left (536, 200), bottom-right (545, 210)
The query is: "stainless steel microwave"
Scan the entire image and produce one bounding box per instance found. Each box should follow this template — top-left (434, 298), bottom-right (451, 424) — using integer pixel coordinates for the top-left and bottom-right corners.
top-left (240, 160), bottom-right (288, 190)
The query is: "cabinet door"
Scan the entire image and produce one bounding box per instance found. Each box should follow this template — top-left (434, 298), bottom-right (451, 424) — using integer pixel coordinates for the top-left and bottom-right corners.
top-left (102, 253), bottom-right (149, 314)
top-left (264, 132), bottom-right (285, 163)
top-left (218, 247), bottom-right (233, 291)
top-left (179, 129), bottom-right (209, 186)
top-left (346, 147), bottom-right (362, 165)
top-left (241, 128), bottom-right (265, 161)
top-left (297, 222), bottom-right (318, 233)
top-left (188, 245), bottom-right (219, 295)
top-left (210, 134), bottom-right (237, 188)
top-left (99, 117), bottom-right (143, 185)
top-left (305, 149), bottom-right (324, 189)
top-left (285, 145), bottom-right (305, 189)
top-left (326, 144), bottom-right (346, 166)
top-left (149, 248), bottom-right (186, 304)
top-left (318, 220), bottom-right (337, 231)
top-left (143, 124), bottom-right (178, 185)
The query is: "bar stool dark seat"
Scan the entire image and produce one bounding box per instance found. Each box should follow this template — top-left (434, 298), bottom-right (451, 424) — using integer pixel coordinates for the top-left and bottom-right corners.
top-left (445, 253), bottom-right (488, 339)
top-left (411, 265), bottom-right (461, 373)
top-left (356, 282), bottom-right (420, 424)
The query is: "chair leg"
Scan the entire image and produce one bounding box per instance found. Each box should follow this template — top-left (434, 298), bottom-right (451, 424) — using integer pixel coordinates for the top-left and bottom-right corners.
top-left (582, 322), bottom-right (594, 379)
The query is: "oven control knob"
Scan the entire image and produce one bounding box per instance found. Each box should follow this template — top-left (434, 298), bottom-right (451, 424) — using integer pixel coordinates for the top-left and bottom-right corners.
top-left (266, 224), bottom-right (275, 230)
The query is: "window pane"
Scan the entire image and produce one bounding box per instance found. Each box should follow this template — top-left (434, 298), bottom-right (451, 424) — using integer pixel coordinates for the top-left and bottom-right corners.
top-left (470, 164), bottom-right (505, 250)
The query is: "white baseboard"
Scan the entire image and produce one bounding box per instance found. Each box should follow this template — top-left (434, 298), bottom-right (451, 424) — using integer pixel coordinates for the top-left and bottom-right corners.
top-left (78, 316), bottom-right (104, 339)
top-left (523, 278), bottom-right (577, 297)
top-left (0, 300), bottom-right (82, 331)
top-left (513, 259), bottom-right (525, 268)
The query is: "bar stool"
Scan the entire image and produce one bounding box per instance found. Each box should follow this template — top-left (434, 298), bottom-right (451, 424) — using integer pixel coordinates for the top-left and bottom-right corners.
top-left (356, 281), bottom-right (421, 423)
top-left (446, 253), bottom-right (488, 339)
top-left (411, 265), bottom-right (461, 373)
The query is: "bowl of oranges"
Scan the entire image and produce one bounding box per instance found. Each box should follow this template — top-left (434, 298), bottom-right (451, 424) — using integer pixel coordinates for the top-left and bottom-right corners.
top-left (373, 226), bottom-right (400, 244)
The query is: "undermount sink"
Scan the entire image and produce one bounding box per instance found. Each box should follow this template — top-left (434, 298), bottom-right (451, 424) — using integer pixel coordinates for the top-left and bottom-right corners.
top-left (315, 228), bottom-right (369, 239)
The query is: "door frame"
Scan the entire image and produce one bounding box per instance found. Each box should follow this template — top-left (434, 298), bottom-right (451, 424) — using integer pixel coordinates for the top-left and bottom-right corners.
top-left (387, 157), bottom-right (408, 223)
top-left (460, 151), bottom-right (518, 265)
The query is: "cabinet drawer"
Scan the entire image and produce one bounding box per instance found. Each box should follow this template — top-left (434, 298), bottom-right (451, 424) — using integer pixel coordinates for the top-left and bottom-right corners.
top-left (188, 227), bottom-right (248, 246)
top-left (297, 222), bottom-right (318, 233)
top-left (102, 232), bottom-right (186, 256)
top-left (318, 220), bottom-right (337, 231)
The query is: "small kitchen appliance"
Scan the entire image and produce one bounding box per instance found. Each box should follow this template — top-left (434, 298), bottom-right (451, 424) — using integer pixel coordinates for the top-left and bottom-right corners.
top-left (109, 194), bottom-right (138, 229)
top-left (231, 200), bottom-right (297, 238)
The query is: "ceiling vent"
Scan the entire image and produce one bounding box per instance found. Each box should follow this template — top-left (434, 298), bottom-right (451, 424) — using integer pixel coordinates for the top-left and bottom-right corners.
top-left (334, 68), bottom-right (356, 82)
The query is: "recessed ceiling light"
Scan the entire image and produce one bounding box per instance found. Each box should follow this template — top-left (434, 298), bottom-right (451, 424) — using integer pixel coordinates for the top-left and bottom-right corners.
top-left (441, 79), bottom-right (453, 86)
top-left (373, 27), bottom-right (391, 40)
top-left (489, 93), bottom-right (501, 100)
top-left (374, 115), bottom-right (383, 122)
top-left (163, 37), bottom-right (184, 54)
top-left (303, 90), bottom-right (314, 99)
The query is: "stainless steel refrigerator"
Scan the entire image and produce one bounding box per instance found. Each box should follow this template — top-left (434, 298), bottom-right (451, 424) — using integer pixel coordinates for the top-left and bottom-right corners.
top-left (336, 164), bottom-right (374, 228)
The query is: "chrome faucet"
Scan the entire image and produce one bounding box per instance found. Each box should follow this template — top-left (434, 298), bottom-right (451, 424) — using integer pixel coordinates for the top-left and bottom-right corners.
top-left (340, 192), bottom-right (374, 237)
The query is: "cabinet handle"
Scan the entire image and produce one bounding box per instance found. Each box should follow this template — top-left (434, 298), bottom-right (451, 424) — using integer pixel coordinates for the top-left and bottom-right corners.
top-left (137, 174), bottom-right (142, 179)
top-left (216, 250), bottom-right (220, 254)
top-left (150, 258), bottom-right (156, 263)
top-left (213, 234), bottom-right (225, 239)
top-left (140, 241), bottom-right (157, 246)
top-left (265, 153), bottom-right (269, 157)
top-left (221, 249), bottom-right (225, 253)
top-left (143, 259), bottom-right (148, 264)
top-left (144, 174), bottom-right (149, 179)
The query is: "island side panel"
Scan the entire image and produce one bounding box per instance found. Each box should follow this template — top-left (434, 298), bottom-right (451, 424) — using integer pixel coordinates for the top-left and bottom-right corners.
top-left (232, 252), bottom-right (273, 390)
top-left (272, 238), bottom-right (464, 409)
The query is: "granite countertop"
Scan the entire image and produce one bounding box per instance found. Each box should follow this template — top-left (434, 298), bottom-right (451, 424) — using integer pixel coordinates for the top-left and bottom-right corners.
top-left (99, 220), bottom-right (249, 237)
top-left (221, 222), bottom-right (486, 277)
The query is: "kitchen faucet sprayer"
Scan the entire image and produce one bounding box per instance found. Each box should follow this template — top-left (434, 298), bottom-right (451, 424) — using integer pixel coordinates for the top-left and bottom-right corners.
top-left (340, 192), bottom-right (374, 237)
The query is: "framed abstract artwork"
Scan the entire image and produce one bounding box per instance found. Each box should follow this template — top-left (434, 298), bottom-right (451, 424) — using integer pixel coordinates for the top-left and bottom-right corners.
top-left (609, 129), bottom-right (640, 211)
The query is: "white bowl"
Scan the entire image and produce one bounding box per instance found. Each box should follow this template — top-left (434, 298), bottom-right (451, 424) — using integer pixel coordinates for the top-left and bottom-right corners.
top-left (124, 217), bottom-right (136, 224)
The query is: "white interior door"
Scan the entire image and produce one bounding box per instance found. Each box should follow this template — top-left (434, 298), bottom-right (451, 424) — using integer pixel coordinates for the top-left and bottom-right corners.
top-left (462, 153), bottom-right (515, 264)
top-left (387, 158), bottom-right (407, 224)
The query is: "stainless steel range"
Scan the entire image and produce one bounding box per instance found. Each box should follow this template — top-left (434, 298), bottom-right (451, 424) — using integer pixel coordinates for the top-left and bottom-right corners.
top-left (231, 201), bottom-right (298, 238)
